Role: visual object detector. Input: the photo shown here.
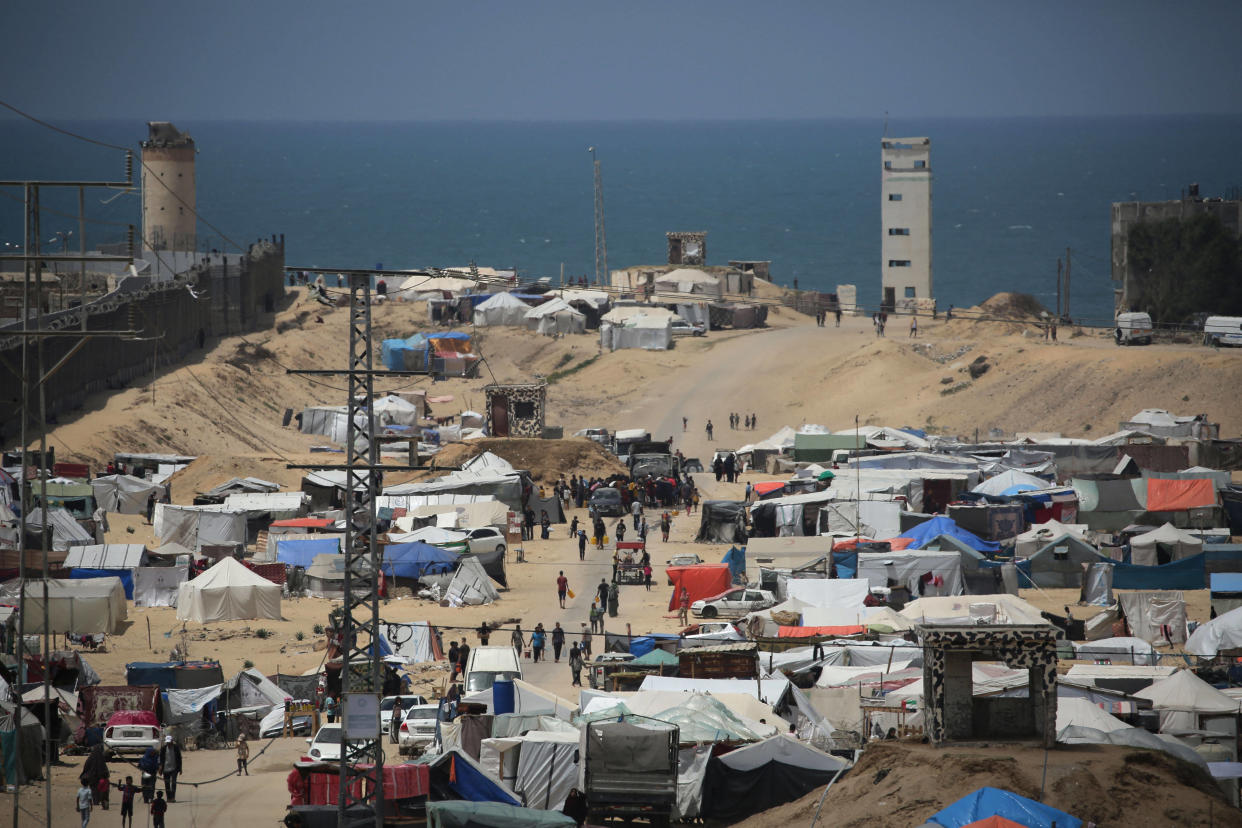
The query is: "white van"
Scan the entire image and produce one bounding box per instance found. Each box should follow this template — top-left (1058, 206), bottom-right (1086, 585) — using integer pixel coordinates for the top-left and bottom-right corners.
top-left (1114, 312), bottom-right (1153, 345)
top-left (464, 645), bottom-right (523, 692)
top-left (1203, 316), bottom-right (1242, 347)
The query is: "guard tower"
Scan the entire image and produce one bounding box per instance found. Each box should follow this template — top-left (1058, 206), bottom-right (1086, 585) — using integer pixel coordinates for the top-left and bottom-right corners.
top-left (667, 231), bottom-right (707, 266)
top-left (881, 137), bottom-right (932, 312)
top-left (141, 122), bottom-right (196, 252)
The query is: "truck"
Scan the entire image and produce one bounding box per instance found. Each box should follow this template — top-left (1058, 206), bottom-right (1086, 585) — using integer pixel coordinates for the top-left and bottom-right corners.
top-left (611, 428), bottom-right (652, 462)
top-left (627, 439), bottom-right (679, 480)
top-left (1114, 311), bottom-right (1153, 345)
top-left (1203, 316), bottom-right (1242, 347)
top-left (583, 720), bottom-right (679, 827)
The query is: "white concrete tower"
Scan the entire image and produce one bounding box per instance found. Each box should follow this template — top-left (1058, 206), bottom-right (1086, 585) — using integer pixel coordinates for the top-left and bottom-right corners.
top-left (880, 136), bottom-right (932, 311)
top-left (141, 122), bottom-right (196, 252)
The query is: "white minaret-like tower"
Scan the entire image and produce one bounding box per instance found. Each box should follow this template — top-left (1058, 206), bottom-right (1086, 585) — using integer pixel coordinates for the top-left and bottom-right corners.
top-left (880, 136), bottom-right (932, 311)
top-left (141, 121), bottom-right (197, 252)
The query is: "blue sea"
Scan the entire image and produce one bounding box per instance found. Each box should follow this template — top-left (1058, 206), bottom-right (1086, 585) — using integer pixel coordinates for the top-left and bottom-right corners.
top-left (3, 116), bottom-right (1240, 321)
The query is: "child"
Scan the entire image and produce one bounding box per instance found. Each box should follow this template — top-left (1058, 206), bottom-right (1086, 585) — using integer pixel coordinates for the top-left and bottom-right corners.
top-left (76, 777), bottom-right (92, 828)
top-left (116, 776), bottom-right (138, 828)
top-left (236, 732), bottom-right (250, 776)
top-left (150, 790), bottom-right (168, 828)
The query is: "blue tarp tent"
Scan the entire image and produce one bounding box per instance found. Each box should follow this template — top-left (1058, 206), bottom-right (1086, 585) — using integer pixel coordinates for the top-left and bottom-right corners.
top-left (1211, 573), bottom-right (1242, 592)
top-left (276, 538), bottom-right (341, 568)
top-left (929, 787), bottom-right (1081, 827)
top-left (423, 750), bottom-right (521, 806)
top-left (722, 547), bottom-right (746, 583)
top-left (382, 542), bottom-right (459, 579)
top-left (126, 661), bottom-right (180, 690)
top-left (627, 634), bottom-right (680, 658)
top-left (71, 568), bottom-right (135, 599)
top-left (382, 334), bottom-right (429, 371)
top-left (1112, 552), bottom-right (1206, 590)
top-left (832, 550), bottom-right (858, 579)
top-left (897, 516), bottom-right (1000, 552)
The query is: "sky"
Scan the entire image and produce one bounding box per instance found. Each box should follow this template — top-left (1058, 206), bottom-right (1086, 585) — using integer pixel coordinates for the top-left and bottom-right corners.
top-left (4, 0), bottom-right (1242, 121)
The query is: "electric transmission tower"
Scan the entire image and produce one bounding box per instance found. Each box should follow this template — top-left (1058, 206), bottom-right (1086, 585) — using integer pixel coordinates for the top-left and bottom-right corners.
top-left (589, 146), bottom-right (607, 285)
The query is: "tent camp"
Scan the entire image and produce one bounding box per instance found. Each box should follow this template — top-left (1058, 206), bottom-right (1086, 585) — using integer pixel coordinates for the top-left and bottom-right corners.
top-left (472, 292), bottom-right (532, 327)
top-left (1024, 535), bottom-right (1103, 588)
top-left (177, 557), bottom-right (282, 623)
top-left (91, 474), bottom-right (165, 514)
top-left (524, 297), bottom-right (586, 335)
top-left (0, 577), bottom-right (126, 633)
top-left (1130, 522), bottom-right (1204, 566)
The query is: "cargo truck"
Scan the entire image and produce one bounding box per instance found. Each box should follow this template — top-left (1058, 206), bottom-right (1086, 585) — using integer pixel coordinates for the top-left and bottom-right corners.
top-left (583, 720), bottom-right (679, 827)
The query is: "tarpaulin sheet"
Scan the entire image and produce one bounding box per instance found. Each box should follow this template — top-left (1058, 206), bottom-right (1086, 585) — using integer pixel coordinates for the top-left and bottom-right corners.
top-left (71, 568), bottom-right (135, 599)
top-left (777, 625), bottom-right (864, 637)
top-left (78, 685), bottom-right (160, 726)
top-left (382, 542), bottom-right (458, 579)
top-left (133, 566), bottom-right (188, 608)
top-left (929, 787), bottom-right (1082, 828)
top-left (667, 564), bottom-right (732, 611)
top-left (277, 538), bottom-right (341, 568)
top-left (167, 684), bottom-right (222, 716)
top-left (1112, 553), bottom-right (1205, 590)
top-left (784, 578), bottom-right (870, 609)
top-left (895, 516), bottom-right (1000, 552)
top-left (1146, 477), bottom-right (1217, 511)
top-left (1117, 591), bottom-right (1187, 645)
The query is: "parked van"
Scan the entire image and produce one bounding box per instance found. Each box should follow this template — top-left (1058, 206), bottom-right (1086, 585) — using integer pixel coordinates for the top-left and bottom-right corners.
top-left (1114, 312), bottom-right (1153, 345)
top-left (464, 645), bottom-right (523, 692)
top-left (1203, 316), bottom-right (1242, 347)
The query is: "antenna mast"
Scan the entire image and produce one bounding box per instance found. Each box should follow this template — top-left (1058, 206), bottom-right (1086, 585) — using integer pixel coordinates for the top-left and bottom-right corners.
top-left (589, 146), bottom-right (608, 285)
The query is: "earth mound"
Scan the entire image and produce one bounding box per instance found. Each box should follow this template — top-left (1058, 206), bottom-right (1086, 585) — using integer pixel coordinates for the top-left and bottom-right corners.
top-left (431, 437), bottom-right (627, 483)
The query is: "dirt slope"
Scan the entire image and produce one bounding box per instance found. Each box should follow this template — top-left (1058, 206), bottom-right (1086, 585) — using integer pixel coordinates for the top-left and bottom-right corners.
top-left (736, 740), bottom-right (1241, 828)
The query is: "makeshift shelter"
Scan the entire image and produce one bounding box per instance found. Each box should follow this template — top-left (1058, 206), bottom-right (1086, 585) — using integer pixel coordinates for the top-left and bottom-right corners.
top-left (925, 787), bottom-right (1082, 828)
top-left (426, 801), bottom-right (573, 827)
top-left (276, 537), bottom-right (342, 568)
top-left (0, 577), bottom-right (126, 634)
top-left (303, 554), bottom-right (346, 599)
top-left (25, 507), bottom-right (93, 552)
top-left (445, 556), bottom-right (500, 606)
top-left (1211, 574), bottom-right (1242, 618)
top-left (1118, 591), bottom-right (1187, 645)
top-left (1024, 535), bottom-right (1103, 588)
top-left (1130, 522), bottom-right (1204, 566)
top-left (0, 701), bottom-right (43, 785)
top-left (857, 549), bottom-right (964, 597)
top-left (64, 543), bottom-right (148, 599)
top-left (900, 594), bottom-right (1049, 626)
top-left (1133, 669), bottom-right (1240, 733)
top-left (90, 474), bottom-right (165, 514)
top-left (154, 503), bottom-right (246, 552)
top-left (1188, 606), bottom-right (1242, 657)
top-left (506, 729), bottom-right (580, 810)
top-left (472, 292), bottom-right (532, 327)
top-left (133, 566), bottom-right (188, 608)
top-left (177, 557), bottom-right (282, 623)
top-left (653, 268), bottom-right (723, 299)
top-left (524, 297), bottom-right (586, 335)
top-left (1073, 637), bottom-right (1156, 665)
top-left (601, 315), bottom-right (673, 351)
top-left (381, 542), bottom-right (459, 580)
top-left (895, 515), bottom-right (1000, 552)
top-left (700, 735), bottom-right (848, 823)
top-left (971, 469), bottom-right (1050, 497)
top-left (696, 501), bottom-right (748, 544)
top-left (666, 564), bottom-right (733, 611)
top-left (1013, 520), bottom-right (1092, 558)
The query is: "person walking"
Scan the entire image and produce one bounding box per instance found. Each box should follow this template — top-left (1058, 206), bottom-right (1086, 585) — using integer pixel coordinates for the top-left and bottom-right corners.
top-left (159, 735), bottom-right (182, 802)
top-left (578, 529), bottom-right (587, 560)
top-left (638, 517), bottom-right (648, 542)
top-left (580, 624), bottom-right (593, 658)
top-left (678, 586), bottom-right (691, 626)
top-left (477, 621), bottom-right (491, 646)
top-left (138, 747), bottom-right (159, 804)
top-left (909, 316), bottom-right (918, 338)
top-left (236, 733), bottom-right (250, 776)
top-left (531, 624), bottom-right (546, 663)
top-left (511, 625), bottom-right (526, 658)
top-left (593, 517), bottom-right (606, 550)
top-left (615, 519), bottom-right (626, 544)
top-left (150, 791), bottom-right (168, 828)
top-left (643, 563), bottom-right (653, 591)
top-left (557, 571), bottom-right (569, 608)
top-left (115, 776), bottom-right (138, 828)
top-left (448, 640), bottom-right (460, 678)
top-left (834, 307), bottom-right (842, 327)
top-left (77, 777), bottom-right (93, 828)
top-left (552, 622), bottom-right (565, 662)
top-left (323, 694), bottom-right (337, 724)
top-left (751, 413), bottom-right (757, 431)
top-left (597, 578), bottom-right (609, 606)
top-left (569, 515), bottom-right (579, 538)
top-left (630, 498), bottom-right (642, 531)
top-left (705, 420), bottom-right (713, 441)
top-left (682, 416), bottom-right (688, 432)
top-left (660, 511), bottom-right (671, 542)
top-left (457, 641), bottom-right (470, 679)
top-left (607, 581), bottom-right (620, 618)
top-left (568, 643), bottom-right (584, 686)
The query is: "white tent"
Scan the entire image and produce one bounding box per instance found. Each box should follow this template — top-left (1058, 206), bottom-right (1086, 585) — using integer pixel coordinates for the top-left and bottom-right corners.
top-left (473, 292), bottom-right (531, 327)
top-left (133, 566), bottom-right (189, 608)
top-left (1074, 637), bottom-right (1156, 665)
top-left (1130, 523), bottom-right (1204, 566)
top-left (63, 544), bottom-right (147, 570)
top-left (444, 556), bottom-right (499, 605)
top-left (1188, 606), bottom-right (1242, 657)
top-left (525, 297), bottom-right (586, 335)
top-left (397, 273), bottom-right (480, 297)
top-left (783, 578), bottom-right (870, 609)
top-left (90, 474), bottom-right (165, 514)
top-left (1014, 520), bottom-right (1093, 558)
top-left (715, 733), bottom-right (848, 773)
top-left (1133, 669), bottom-right (1240, 715)
top-left (154, 504), bottom-right (246, 552)
top-left (602, 315), bottom-right (673, 351)
top-left (899, 593), bottom-right (1049, 626)
top-left (26, 507), bottom-right (93, 552)
top-left (1055, 698), bottom-right (1131, 736)
top-left (176, 557), bottom-right (282, 623)
top-left (371, 394), bottom-right (423, 427)
top-left (0, 577), bottom-right (126, 634)
top-left (653, 268), bottom-right (723, 299)
top-left (511, 730), bottom-right (581, 810)
top-left (543, 288), bottom-right (609, 310)
top-left (971, 469), bottom-right (1050, 496)
top-left (857, 550), bottom-right (963, 597)
top-left (600, 305), bottom-right (679, 325)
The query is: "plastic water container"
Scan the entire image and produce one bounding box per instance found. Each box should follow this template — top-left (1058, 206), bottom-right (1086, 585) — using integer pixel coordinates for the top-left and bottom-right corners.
top-left (492, 679), bottom-right (515, 715)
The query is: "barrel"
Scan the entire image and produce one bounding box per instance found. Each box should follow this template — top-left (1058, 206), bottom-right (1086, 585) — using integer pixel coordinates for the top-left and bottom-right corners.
top-left (492, 679), bottom-right (515, 715)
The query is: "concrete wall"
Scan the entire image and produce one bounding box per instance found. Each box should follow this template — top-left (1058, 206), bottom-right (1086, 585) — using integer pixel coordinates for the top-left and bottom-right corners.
top-left (0, 239), bottom-right (285, 441)
top-left (881, 137), bottom-right (933, 309)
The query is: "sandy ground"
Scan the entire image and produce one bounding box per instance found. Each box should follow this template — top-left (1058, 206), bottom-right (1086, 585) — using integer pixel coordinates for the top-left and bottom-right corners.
top-left (9, 288), bottom-right (1242, 824)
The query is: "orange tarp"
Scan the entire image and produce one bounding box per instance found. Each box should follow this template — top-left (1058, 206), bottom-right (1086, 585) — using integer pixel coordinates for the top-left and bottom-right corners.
top-left (832, 536), bottom-right (915, 552)
top-left (752, 481), bottom-right (787, 496)
top-left (777, 625), bottom-right (865, 638)
top-left (963, 817), bottom-right (1030, 828)
top-left (1145, 477), bottom-right (1217, 511)
top-left (666, 563), bottom-right (732, 611)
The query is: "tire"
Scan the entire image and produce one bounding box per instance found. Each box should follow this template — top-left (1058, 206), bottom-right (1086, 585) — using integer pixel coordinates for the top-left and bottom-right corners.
top-left (495, 544), bottom-right (506, 554)
top-left (701, 605), bottom-right (718, 619)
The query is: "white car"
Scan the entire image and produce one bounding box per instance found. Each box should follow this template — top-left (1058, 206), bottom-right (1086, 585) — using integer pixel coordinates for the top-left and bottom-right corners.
top-left (305, 723), bottom-right (368, 763)
top-left (103, 719), bottom-right (161, 757)
top-left (396, 704), bottom-right (440, 755)
top-left (670, 318), bottom-right (705, 337)
top-left (381, 695), bottom-right (428, 742)
top-left (691, 587), bottom-right (776, 619)
top-left (463, 527), bottom-right (507, 554)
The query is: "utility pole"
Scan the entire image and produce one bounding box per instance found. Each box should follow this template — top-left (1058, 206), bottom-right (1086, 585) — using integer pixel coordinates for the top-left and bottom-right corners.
top-left (1063, 247), bottom-right (1072, 321)
top-left (1, 159), bottom-right (137, 828)
top-left (1055, 258), bottom-right (1062, 319)
top-left (589, 146), bottom-right (608, 286)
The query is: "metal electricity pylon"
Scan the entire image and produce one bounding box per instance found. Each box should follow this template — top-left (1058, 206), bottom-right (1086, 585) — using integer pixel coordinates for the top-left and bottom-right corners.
top-left (589, 146), bottom-right (608, 285)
